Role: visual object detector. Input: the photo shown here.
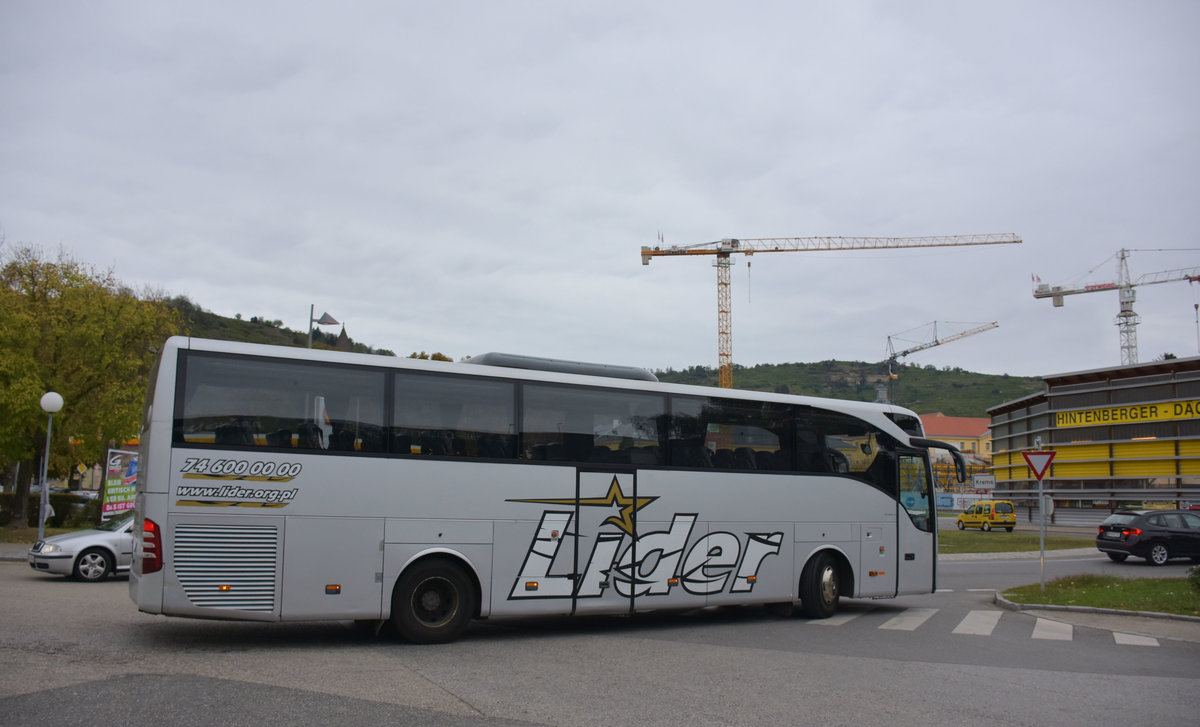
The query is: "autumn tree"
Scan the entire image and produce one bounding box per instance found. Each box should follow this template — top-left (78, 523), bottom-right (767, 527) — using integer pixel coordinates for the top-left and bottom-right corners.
top-left (0, 245), bottom-right (180, 526)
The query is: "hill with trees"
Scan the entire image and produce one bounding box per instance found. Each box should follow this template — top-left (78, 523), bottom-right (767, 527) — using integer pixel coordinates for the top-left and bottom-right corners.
top-left (655, 361), bottom-right (1043, 418)
top-left (163, 298), bottom-right (1047, 418)
top-left (166, 295), bottom-right (398, 355)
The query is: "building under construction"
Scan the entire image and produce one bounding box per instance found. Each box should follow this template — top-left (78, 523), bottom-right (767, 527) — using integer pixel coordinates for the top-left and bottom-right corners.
top-left (988, 356), bottom-right (1200, 506)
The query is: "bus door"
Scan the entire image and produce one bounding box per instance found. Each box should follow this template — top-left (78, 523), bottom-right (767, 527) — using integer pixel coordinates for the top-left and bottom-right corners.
top-left (493, 467), bottom-right (642, 619)
top-left (895, 453), bottom-right (936, 594)
top-left (572, 468), bottom-right (642, 616)
top-left (577, 468), bottom-right (711, 615)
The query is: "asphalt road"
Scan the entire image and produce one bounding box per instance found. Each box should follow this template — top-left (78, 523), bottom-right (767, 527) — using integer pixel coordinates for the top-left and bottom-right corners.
top-left (2, 549), bottom-right (1198, 727)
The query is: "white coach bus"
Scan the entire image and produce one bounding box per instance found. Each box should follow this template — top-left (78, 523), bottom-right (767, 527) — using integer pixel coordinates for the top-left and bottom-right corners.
top-left (129, 337), bottom-right (963, 643)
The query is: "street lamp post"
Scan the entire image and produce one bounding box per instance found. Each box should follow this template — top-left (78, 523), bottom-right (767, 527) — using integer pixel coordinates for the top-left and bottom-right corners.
top-left (38, 392), bottom-right (64, 542)
top-left (307, 304), bottom-right (339, 348)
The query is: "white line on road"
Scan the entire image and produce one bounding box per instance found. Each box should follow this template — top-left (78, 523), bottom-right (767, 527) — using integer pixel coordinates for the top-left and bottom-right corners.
top-left (1032, 618), bottom-right (1073, 641)
top-left (879, 608), bottom-right (938, 631)
top-left (1113, 632), bottom-right (1158, 647)
top-left (808, 611), bottom-right (865, 627)
top-left (953, 610), bottom-right (1002, 636)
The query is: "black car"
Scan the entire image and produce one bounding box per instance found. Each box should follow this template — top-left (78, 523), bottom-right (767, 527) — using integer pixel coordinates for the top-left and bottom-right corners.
top-left (1096, 509), bottom-right (1200, 565)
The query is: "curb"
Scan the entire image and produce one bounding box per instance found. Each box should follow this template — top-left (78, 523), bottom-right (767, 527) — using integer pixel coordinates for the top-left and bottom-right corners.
top-left (994, 593), bottom-right (1200, 623)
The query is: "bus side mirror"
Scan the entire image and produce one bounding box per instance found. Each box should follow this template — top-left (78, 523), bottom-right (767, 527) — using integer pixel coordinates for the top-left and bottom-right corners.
top-left (908, 437), bottom-right (967, 484)
top-left (952, 449), bottom-right (966, 483)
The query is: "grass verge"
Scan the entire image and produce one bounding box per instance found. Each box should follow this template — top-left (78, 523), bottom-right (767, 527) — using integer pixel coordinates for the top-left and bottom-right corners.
top-left (1003, 574), bottom-right (1200, 617)
top-left (0, 526), bottom-right (75, 544)
top-left (938, 529), bottom-right (1092, 555)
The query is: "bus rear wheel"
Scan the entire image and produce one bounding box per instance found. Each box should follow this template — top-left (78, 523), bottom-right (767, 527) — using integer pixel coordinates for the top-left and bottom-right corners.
top-left (391, 559), bottom-right (477, 644)
top-left (799, 551), bottom-right (840, 619)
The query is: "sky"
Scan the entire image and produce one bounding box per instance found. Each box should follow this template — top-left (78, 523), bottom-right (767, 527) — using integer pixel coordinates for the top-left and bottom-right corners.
top-left (2, 1), bottom-right (1199, 380)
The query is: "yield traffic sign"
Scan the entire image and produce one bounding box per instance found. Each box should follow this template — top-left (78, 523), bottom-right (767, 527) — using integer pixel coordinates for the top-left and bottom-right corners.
top-left (1022, 450), bottom-right (1056, 481)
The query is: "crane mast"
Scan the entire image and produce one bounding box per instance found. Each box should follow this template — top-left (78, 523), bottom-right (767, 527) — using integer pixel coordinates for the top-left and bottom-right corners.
top-left (642, 233), bottom-right (1021, 388)
top-left (1033, 248), bottom-right (1200, 365)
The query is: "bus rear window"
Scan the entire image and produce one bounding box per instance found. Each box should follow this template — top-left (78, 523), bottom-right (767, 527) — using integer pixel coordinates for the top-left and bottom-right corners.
top-left (175, 351), bottom-right (386, 452)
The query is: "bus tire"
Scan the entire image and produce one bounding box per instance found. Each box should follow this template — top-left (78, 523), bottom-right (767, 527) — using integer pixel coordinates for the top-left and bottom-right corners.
top-left (391, 559), bottom-right (477, 644)
top-left (799, 551), bottom-right (840, 619)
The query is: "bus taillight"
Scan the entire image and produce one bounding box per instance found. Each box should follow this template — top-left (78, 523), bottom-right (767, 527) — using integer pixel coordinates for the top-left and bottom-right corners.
top-left (141, 517), bottom-right (163, 574)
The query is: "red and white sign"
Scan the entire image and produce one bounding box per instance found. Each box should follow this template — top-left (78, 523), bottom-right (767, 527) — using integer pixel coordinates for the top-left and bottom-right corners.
top-left (1021, 450), bottom-right (1056, 481)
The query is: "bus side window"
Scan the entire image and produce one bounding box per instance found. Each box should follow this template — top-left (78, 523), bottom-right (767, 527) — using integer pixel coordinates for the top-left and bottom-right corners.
top-left (668, 396), bottom-right (792, 472)
top-left (807, 409), bottom-right (902, 495)
top-left (522, 384), bottom-right (665, 465)
top-left (393, 372), bottom-right (516, 459)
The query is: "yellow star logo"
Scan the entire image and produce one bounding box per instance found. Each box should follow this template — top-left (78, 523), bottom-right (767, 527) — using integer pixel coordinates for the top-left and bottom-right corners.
top-left (508, 476), bottom-right (656, 536)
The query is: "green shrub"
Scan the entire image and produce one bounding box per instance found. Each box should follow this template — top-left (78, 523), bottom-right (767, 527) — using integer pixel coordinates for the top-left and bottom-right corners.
top-left (0, 492), bottom-right (102, 528)
top-left (1189, 565), bottom-right (1200, 595)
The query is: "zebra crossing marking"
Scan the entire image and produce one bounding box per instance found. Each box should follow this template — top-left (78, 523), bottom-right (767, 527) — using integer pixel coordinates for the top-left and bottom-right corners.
top-left (808, 611), bottom-right (865, 627)
top-left (805, 607), bottom-right (1172, 648)
top-left (1032, 617), bottom-right (1073, 641)
top-left (879, 607), bottom-right (938, 631)
top-left (1113, 632), bottom-right (1158, 647)
top-left (952, 609), bottom-right (1002, 636)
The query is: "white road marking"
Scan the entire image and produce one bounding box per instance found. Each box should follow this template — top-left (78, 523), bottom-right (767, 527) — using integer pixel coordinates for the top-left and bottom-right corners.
top-left (879, 607), bottom-right (938, 631)
top-left (808, 611), bottom-right (865, 626)
top-left (1113, 632), bottom-right (1158, 647)
top-left (1031, 618), bottom-right (1073, 641)
top-left (952, 610), bottom-right (1002, 636)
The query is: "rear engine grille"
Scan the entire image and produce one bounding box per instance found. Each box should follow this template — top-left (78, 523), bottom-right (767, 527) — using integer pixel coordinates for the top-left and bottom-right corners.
top-left (174, 524), bottom-right (278, 611)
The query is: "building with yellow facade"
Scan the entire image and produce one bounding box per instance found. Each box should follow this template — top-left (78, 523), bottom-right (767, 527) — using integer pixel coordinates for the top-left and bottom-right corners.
top-left (988, 357), bottom-right (1200, 501)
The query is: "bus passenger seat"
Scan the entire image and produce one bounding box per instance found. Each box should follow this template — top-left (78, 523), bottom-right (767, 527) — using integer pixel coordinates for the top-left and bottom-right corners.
top-left (215, 421), bottom-right (255, 446)
top-left (329, 429), bottom-right (355, 451)
top-left (393, 434), bottom-right (413, 455)
top-left (629, 447), bottom-right (660, 466)
top-left (734, 447), bottom-right (758, 469)
top-left (668, 439), bottom-right (712, 468)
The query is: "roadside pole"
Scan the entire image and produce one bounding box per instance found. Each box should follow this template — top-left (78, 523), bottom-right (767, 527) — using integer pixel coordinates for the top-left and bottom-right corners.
top-left (1022, 449), bottom-right (1056, 591)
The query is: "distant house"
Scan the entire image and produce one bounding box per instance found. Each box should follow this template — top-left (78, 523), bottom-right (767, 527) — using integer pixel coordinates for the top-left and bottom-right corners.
top-left (334, 326), bottom-right (352, 352)
top-left (919, 413), bottom-right (992, 457)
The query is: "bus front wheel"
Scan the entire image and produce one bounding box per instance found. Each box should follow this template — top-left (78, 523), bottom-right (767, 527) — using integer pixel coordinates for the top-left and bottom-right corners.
top-left (391, 559), bottom-right (477, 644)
top-left (799, 551), bottom-right (840, 619)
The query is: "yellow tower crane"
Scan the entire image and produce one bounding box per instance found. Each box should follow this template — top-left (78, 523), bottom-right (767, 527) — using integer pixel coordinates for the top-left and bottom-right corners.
top-left (641, 233), bottom-right (1022, 388)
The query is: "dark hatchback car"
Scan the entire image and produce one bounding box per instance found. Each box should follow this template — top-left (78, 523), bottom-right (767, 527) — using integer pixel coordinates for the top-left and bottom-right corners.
top-left (1096, 509), bottom-right (1200, 565)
